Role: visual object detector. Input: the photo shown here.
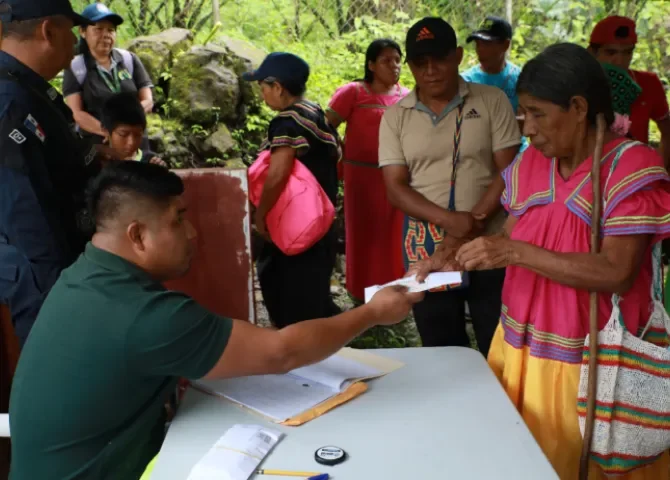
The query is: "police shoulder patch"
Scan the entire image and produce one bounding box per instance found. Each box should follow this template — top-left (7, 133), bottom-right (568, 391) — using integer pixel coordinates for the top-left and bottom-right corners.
top-left (24, 114), bottom-right (46, 142)
top-left (9, 129), bottom-right (26, 144)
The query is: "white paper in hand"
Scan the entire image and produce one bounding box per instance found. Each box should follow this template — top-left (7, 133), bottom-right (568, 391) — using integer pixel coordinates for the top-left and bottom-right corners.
top-left (187, 424), bottom-right (283, 480)
top-left (364, 272), bottom-right (462, 303)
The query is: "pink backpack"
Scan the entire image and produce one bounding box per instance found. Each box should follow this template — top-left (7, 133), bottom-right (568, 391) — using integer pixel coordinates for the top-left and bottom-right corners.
top-left (248, 150), bottom-right (335, 256)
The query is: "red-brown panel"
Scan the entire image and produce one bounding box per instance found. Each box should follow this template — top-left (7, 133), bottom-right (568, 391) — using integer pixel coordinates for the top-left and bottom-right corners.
top-left (1, 305), bottom-right (18, 475)
top-left (164, 168), bottom-right (255, 322)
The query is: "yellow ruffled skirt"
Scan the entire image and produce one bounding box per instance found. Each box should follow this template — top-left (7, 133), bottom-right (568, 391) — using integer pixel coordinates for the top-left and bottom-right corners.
top-left (488, 325), bottom-right (670, 479)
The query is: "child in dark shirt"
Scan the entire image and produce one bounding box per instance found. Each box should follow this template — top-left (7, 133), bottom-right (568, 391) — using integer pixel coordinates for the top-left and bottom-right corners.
top-left (100, 92), bottom-right (166, 166)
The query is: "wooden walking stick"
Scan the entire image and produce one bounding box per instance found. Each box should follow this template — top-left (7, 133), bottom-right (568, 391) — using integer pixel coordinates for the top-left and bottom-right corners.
top-left (579, 113), bottom-right (607, 480)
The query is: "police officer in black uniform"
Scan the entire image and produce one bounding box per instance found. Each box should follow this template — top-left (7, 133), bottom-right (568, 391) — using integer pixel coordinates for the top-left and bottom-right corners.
top-left (0, 0), bottom-right (103, 345)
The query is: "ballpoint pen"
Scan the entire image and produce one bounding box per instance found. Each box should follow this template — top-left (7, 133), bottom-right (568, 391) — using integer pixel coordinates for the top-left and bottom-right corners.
top-left (255, 469), bottom-right (329, 479)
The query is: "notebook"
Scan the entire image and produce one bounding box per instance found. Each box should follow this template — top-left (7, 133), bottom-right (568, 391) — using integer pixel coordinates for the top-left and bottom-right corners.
top-left (194, 348), bottom-right (403, 424)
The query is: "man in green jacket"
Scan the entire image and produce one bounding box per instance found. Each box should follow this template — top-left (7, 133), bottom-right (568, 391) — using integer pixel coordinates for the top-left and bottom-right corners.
top-left (9, 161), bottom-right (422, 480)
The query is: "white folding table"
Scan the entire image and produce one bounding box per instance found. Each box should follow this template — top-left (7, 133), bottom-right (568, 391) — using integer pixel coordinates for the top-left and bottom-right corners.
top-left (151, 347), bottom-right (558, 479)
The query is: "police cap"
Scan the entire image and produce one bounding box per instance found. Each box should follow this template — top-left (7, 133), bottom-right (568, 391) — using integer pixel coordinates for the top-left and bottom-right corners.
top-left (0, 0), bottom-right (91, 27)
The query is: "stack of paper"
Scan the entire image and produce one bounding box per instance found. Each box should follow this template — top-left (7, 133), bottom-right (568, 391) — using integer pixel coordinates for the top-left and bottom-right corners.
top-left (187, 424), bottom-right (283, 480)
top-left (194, 348), bottom-right (403, 423)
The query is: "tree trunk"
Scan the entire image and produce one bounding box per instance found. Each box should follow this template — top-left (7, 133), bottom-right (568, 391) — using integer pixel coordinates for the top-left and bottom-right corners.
top-left (334, 0), bottom-right (346, 35)
top-left (172, 0), bottom-right (186, 28)
top-left (187, 0), bottom-right (210, 29)
top-left (344, 0), bottom-right (380, 33)
top-left (212, 0), bottom-right (221, 24)
top-left (301, 0), bottom-right (335, 38)
top-left (118, 0), bottom-right (143, 36)
top-left (293, 0), bottom-right (301, 39)
top-left (194, 0), bottom-right (228, 32)
top-left (147, 0), bottom-right (168, 31)
top-left (139, 0), bottom-right (150, 33)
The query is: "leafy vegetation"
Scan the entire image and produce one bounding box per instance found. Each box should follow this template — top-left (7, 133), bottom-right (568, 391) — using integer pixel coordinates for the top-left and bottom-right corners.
top-left (63, 0), bottom-right (669, 347)
top-left (63, 0), bottom-right (669, 150)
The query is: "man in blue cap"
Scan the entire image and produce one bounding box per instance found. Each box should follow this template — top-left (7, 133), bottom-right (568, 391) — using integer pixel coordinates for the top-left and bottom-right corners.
top-left (462, 17), bottom-right (520, 111)
top-left (462, 16), bottom-right (527, 152)
top-left (0, 0), bottom-right (104, 346)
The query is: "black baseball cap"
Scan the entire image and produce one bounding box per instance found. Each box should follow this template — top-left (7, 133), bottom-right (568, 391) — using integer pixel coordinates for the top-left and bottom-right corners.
top-left (81, 3), bottom-right (124, 26)
top-left (0, 0), bottom-right (91, 26)
top-left (242, 52), bottom-right (310, 85)
top-left (405, 17), bottom-right (458, 62)
top-left (467, 16), bottom-right (513, 43)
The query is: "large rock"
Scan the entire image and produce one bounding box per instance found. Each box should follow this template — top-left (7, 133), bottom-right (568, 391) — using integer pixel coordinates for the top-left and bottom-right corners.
top-left (146, 115), bottom-right (192, 166)
top-left (128, 30), bottom-right (269, 165)
top-left (224, 158), bottom-right (246, 168)
top-left (126, 28), bottom-right (193, 84)
top-left (211, 36), bottom-right (265, 110)
top-left (163, 145), bottom-right (193, 167)
top-left (190, 124), bottom-right (238, 159)
top-left (170, 45), bottom-right (241, 126)
top-left (213, 35), bottom-right (265, 73)
top-left (147, 115), bottom-right (178, 152)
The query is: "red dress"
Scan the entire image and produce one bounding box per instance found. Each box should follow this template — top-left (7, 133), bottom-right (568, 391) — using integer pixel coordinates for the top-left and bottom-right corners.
top-left (328, 82), bottom-right (408, 300)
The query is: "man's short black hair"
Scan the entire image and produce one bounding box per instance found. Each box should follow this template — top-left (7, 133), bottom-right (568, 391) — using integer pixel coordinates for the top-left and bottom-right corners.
top-left (1, 17), bottom-right (46, 39)
top-left (100, 92), bottom-right (147, 133)
top-left (87, 161), bottom-right (183, 230)
top-left (279, 78), bottom-right (307, 97)
top-left (0, 6), bottom-right (71, 40)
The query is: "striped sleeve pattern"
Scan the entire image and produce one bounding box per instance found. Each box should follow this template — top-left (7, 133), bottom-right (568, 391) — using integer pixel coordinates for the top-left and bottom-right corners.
top-left (602, 144), bottom-right (670, 241)
top-left (264, 102), bottom-right (340, 153)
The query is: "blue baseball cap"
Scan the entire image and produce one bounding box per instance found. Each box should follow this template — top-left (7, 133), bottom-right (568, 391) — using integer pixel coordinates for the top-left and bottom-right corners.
top-left (0, 0), bottom-right (91, 26)
top-left (81, 3), bottom-right (123, 26)
top-left (242, 52), bottom-right (310, 85)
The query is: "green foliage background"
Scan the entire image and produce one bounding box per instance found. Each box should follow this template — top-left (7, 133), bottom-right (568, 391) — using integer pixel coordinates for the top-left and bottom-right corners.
top-left (67, 0), bottom-right (670, 148)
top-left (63, 0), bottom-right (669, 347)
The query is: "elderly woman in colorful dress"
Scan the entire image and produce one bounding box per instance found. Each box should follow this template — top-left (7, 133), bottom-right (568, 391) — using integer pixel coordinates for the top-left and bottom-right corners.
top-left (411, 43), bottom-right (670, 479)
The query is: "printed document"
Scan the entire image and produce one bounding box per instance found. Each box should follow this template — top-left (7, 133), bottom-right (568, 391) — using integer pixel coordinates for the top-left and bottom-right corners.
top-left (194, 348), bottom-right (403, 422)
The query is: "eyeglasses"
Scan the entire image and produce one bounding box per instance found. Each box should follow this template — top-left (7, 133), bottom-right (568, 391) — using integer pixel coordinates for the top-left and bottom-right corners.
top-left (262, 76), bottom-right (278, 84)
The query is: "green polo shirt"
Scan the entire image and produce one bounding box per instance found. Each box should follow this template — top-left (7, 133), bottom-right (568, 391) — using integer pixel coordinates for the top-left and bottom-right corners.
top-left (9, 243), bottom-right (232, 480)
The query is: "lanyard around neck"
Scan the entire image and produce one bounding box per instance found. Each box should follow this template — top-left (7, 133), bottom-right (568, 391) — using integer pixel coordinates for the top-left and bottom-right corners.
top-left (99, 63), bottom-right (120, 93)
top-left (448, 102), bottom-right (465, 211)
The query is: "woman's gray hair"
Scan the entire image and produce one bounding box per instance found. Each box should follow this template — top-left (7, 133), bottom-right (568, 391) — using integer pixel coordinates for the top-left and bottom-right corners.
top-left (517, 43), bottom-right (615, 127)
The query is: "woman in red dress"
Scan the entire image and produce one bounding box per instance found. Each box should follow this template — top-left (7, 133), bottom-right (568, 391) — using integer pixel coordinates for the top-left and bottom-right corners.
top-left (326, 39), bottom-right (409, 301)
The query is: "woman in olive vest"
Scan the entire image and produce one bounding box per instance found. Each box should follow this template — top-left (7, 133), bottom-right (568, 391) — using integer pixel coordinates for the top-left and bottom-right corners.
top-left (63, 3), bottom-right (154, 146)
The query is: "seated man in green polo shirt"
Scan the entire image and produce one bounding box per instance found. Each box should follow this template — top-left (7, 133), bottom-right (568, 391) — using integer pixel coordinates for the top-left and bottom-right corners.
top-left (8, 161), bottom-right (422, 480)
